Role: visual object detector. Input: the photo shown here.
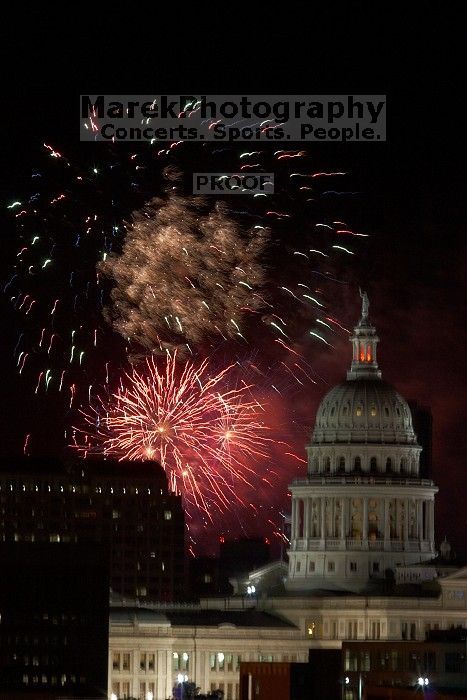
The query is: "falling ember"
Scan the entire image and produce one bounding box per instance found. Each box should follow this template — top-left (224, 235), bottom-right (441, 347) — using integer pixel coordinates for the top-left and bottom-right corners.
top-left (72, 352), bottom-right (276, 519)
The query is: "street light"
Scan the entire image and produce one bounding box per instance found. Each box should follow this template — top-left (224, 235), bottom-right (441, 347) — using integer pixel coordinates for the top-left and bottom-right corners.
top-left (418, 677), bottom-right (429, 686)
top-left (146, 693), bottom-right (154, 700)
top-left (247, 585), bottom-right (256, 595)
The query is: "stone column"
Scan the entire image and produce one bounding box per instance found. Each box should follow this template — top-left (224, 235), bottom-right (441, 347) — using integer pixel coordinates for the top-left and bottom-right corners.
top-left (362, 498), bottom-right (368, 541)
top-left (340, 498), bottom-right (346, 540)
top-left (416, 500), bottom-right (423, 542)
top-left (303, 498), bottom-right (310, 540)
top-left (428, 500), bottom-right (435, 544)
top-left (291, 498), bottom-right (296, 541)
top-left (320, 498), bottom-right (326, 540)
top-left (384, 498), bottom-right (390, 542)
top-left (403, 498), bottom-right (409, 542)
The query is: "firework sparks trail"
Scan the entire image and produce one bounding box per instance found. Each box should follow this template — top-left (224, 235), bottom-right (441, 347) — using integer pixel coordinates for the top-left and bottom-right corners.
top-left (72, 352), bottom-right (277, 519)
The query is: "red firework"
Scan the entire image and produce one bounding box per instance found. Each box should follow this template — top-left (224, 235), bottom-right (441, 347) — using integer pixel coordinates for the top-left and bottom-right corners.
top-left (72, 353), bottom-right (275, 517)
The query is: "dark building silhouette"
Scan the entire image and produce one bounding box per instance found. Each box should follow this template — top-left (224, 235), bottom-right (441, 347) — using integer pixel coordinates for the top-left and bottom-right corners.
top-left (188, 556), bottom-right (233, 598)
top-left (0, 457), bottom-right (186, 601)
top-left (408, 401), bottom-right (433, 478)
top-left (0, 542), bottom-right (109, 698)
top-left (219, 537), bottom-right (271, 578)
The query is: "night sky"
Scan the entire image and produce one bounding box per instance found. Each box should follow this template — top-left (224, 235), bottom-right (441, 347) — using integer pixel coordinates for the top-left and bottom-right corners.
top-left (1, 8), bottom-right (465, 555)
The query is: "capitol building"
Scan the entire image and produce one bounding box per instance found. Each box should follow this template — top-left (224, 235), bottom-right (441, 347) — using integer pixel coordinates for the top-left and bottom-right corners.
top-left (287, 292), bottom-right (437, 592)
top-left (107, 296), bottom-right (466, 700)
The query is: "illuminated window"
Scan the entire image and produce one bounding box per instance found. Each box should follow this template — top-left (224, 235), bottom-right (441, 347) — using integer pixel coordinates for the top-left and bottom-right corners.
top-left (327, 561), bottom-right (335, 572)
top-left (360, 343), bottom-right (365, 362)
top-left (370, 406), bottom-right (377, 416)
top-left (204, 574), bottom-right (212, 583)
top-left (366, 344), bottom-right (372, 362)
top-left (164, 510), bottom-right (172, 520)
top-left (356, 406), bottom-right (362, 417)
top-left (122, 653), bottom-right (130, 671)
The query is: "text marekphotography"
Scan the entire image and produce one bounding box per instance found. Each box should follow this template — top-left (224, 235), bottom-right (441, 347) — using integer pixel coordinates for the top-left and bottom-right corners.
top-left (81, 95), bottom-right (386, 142)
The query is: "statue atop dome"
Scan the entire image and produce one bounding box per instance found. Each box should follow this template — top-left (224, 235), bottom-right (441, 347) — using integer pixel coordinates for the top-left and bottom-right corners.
top-left (359, 288), bottom-right (370, 321)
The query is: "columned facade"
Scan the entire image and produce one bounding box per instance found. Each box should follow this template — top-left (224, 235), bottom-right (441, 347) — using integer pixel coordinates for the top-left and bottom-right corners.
top-left (287, 294), bottom-right (438, 592)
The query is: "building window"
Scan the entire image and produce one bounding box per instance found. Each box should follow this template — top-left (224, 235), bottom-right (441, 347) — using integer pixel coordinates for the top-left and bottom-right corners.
top-left (325, 457), bottom-right (331, 472)
top-left (327, 561), bottom-right (335, 572)
top-left (350, 562), bottom-right (357, 572)
top-left (370, 457), bottom-right (377, 472)
top-left (122, 653), bottom-right (130, 671)
top-left (112, 652), bottom-right (120, 671)
top-left (173, 652), bottom-right (189, 672)
top-left (371, 621), bottom-right (381, 639)
top-left (354, 457), bottom-right (361, 471)
top-left (360, 650), bottom-right (371, 670)
top-left (348, 621), bottom-right (358, 639)
top-left (424, 652), bottom-right (436, 672)
top-left (164, 510), bottom-right (172, 520)
top-left (370, 406), bottom-right (377, 416)
top-left (356, 406), bottom-right (362, 417)
top-left (391, 650), bottom-right (401, 671)
top-left (204, 574), bottom-right (212, 583)
top-left (372, 562), bottom-right (380, 573)
top-left (309, 560), bottom-right (315, 572)
top-left (344, 649), bottom-right (358, 671)
top-left (338, 456), bottom-right (346, 471)
top-left (386, 457), bottom-right (392, 470)
top-left (445, 652), bottom-right (464, 673)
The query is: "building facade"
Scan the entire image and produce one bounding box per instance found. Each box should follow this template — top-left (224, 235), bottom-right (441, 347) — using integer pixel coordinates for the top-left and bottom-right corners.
top-left (108, 567), bottom-right (467, 699)
top-left (0, 457), bottom-right (185, 601)
top-left (287, 296), bottom-right (438, 592)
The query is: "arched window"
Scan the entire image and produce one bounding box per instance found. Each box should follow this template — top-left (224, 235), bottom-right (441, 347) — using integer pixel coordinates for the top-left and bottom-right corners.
top-left (386, 457), bottom-right (392, 471)
top-left (370, 406), bottom-right (377, 417)
top-left (338, 456), bottom-right (346, 472)
top-left (343, 406), bottom-right (348, 416)
top-left (400, 457), bottom-right (407, 472)
top-left (366, 344), bottom-right (372, 362)
top-left (359, 342), bottom-right (365, 362)
top-left (354, 456), bottom-right (361, 471)
top-left (356, 406), bottom-right (363, 417)
top-left (370, 457), bottom-right (377, 472)
top-left (384, 406), bottom-right (389, 417)
top-left (312, 457), bottom-right (319, 472)
top-left (325, 457), bottom-right (331, 472)
top-left (330, 406), bottom-right (335, 417)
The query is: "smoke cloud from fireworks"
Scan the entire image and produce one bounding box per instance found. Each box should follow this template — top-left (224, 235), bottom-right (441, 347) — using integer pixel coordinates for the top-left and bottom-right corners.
top-left (100, 194), bottom-right (269, 352)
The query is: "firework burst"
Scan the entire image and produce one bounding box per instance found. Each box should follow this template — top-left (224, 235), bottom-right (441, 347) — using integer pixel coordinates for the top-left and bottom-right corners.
top-left (100, 194), bottom-right (269, 352)
top-left (72, 352), bottom-right (277, 518)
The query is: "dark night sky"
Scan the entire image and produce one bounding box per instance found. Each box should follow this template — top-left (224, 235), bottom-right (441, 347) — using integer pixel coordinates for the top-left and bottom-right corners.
top-left (0, 8), bottom-right (465, 554)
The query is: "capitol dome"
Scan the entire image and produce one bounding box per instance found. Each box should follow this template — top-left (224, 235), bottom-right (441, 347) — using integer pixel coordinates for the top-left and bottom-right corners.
top-left (312, 379), bottom-right (417, 445)
top-left (306, 292), bottom-right (421, 476)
